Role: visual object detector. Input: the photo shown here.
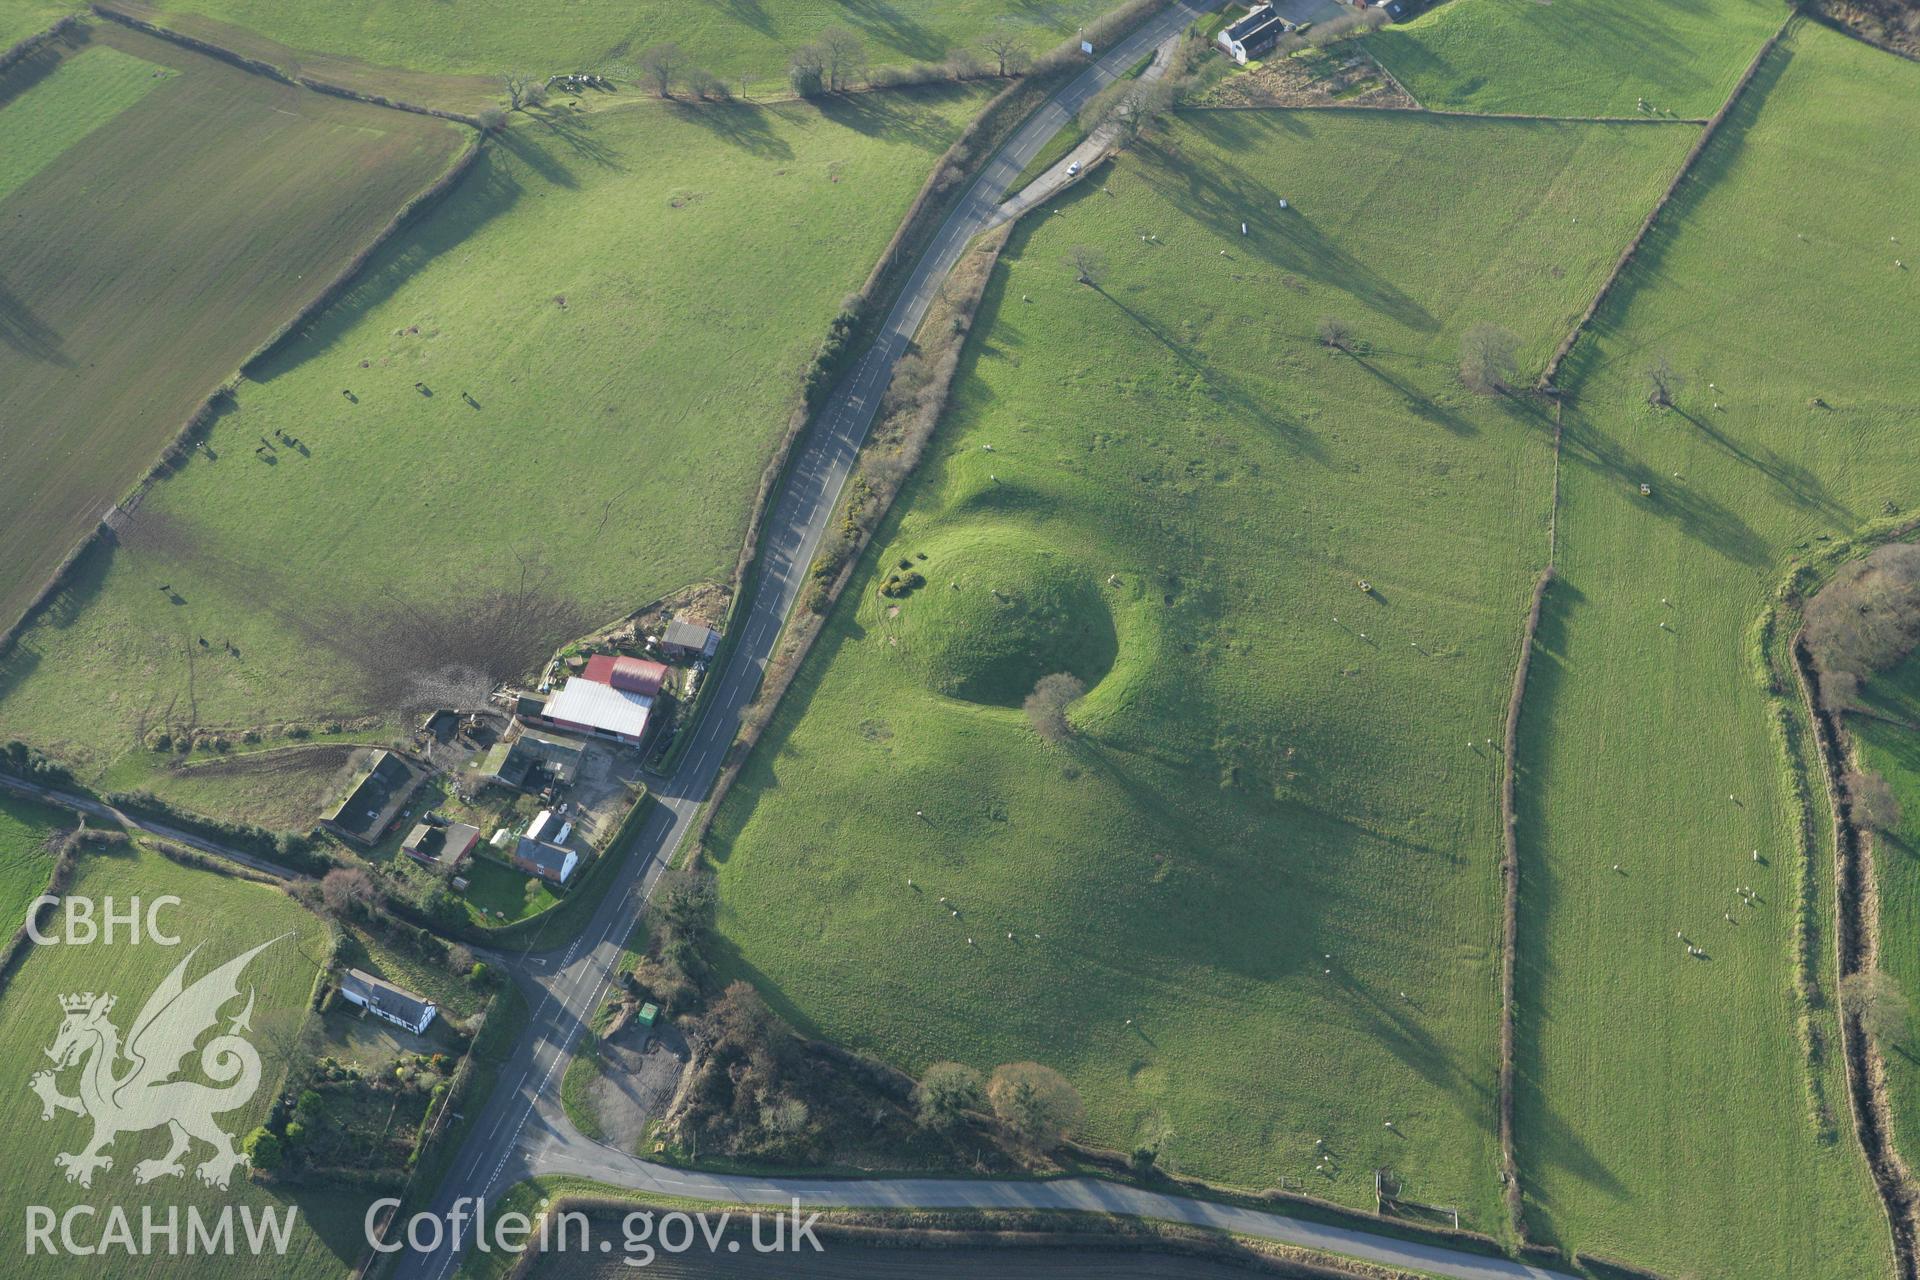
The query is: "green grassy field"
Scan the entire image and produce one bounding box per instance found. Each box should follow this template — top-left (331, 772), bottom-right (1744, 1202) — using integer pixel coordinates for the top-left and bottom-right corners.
top-left (1839, 654), bottom-right (1920, 1182)
top-left (1510, 21), bottom-right (1915, 1276)
top-left (0, 41), bottom-right (172, 203)
top-left (463, 855), bottom-right (561, 924)
top-left (0, 845), bottom-right (369, 1277)
top-left (0, 24), bottom-right (468, 639)
top-left (1368, 0), bottom-right (1784, 118)
top-left (0, 794), bottom-right (67, 939)
top-left (0, 83), bottom-right (989, 776)
top-left (145, 0), bottom-right (1113, 92)
top-left (0, 0), bottom-right (74, 50)
top-left (98, 739), bottom-right (371, 831)
top-left (706, 107), bottom-right (1695, 1220)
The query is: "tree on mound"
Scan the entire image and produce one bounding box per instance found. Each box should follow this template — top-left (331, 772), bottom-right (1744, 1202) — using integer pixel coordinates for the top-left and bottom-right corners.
top-left (1024, 672), bottom-right (1086, 745)
top-left (989, 1062), bottom-right (1082, 1153)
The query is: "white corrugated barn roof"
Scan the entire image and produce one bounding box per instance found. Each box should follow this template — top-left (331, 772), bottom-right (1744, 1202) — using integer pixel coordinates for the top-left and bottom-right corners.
top-left (544, 677), bottom-right (653, 740)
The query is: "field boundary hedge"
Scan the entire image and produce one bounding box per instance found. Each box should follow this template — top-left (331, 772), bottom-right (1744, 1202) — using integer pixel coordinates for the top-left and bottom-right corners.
top-left (1771, 525), bottom-right (1920, 1278)
top-left (89, 3), bottom-right (484, 124)
top-left (0, 119), bottom-right (480, 668)
top-left (1496, 562), bottom-right (1553, 1246)
top-left (0, 12), bottom-right (80, 75)
top-left (1537, 15), bottom-right (1794, 390)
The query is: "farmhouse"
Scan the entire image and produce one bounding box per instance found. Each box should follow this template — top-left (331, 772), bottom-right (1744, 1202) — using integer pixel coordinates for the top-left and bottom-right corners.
top-left (337, 969), bottom-right (437, 1034)
top-left (513, 835), bottom-right (580, 885)
top-left (480, 729), bottom-right (584, 791)
top-left (661, 617), bottom-right (720, 662)
top-left (542, 672), bottom-right (653, 746)
top-left (401, 819), bottom-right (481, 866)
top-left (1217, 4), bottom-right (1294, 64)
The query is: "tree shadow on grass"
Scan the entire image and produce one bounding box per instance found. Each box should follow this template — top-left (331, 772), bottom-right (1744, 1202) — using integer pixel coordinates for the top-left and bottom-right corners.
top-left (698, 611), bottom-right (869, 862)
top-left (1507, 575), bottom-right (1630, 1234)
top-left (490, 120), bottom-right (586, 190)
top-left (814, 82), bottom-right (974, 151)
top-left (244, 149), bottom-right (529, 386)
top-left (1089, 284), bottom-right (1325, 461)
top-left (1345, 979), bottom-right (1493, 1112)
top-left (830, 0), bottom-right (945, 62)
top-left (1349, 352), bottom-right (1474, 436)
top-left (1136, 118), bottom-right (1436, 335)
top-left (1558, 403), bottom-right (1770, 568)
top-left (665, 99), bottom-right (794, 160)
top-left (523, 104), bottom-right (625, 173)
top-left (1672, 406), bottom-right (1853, 530)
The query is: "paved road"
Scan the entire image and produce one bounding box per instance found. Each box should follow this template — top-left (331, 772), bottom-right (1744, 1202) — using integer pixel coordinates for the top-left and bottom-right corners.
top-left (0, 772), bottom-right (300, 879)
top-left (378, 9), bottom-right (1567, 1279)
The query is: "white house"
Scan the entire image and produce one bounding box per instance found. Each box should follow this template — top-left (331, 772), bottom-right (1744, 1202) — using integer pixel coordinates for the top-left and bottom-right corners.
top-left (338, 968), bottom-right (437, 1035)
top-left (1217, 4), bottom-right (1293, 64)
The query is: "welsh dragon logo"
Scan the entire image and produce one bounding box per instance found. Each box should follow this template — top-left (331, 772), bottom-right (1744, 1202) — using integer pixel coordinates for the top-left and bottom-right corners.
top-left (28, 936), bottom-right (286, 1190)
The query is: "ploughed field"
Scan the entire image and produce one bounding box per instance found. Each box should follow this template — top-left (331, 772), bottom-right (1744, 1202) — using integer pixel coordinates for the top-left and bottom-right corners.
top-left (0, 23), bottom-right (467, 636)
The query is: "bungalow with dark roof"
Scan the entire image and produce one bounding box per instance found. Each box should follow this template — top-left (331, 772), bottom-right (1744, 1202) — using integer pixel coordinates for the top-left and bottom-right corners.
top-left (402, 820), bottom-right (481, 866)
top-left (338, 968), bottom-right (437, 1034)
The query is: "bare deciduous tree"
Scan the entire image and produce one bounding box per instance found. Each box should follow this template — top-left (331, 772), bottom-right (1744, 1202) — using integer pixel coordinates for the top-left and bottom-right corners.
top-left (319, 867), bottom-right (377, 920)
top-left (977, 28), bottom-right (1031, 77)
top-left (1841, 968), bottom-right (1912, 1048)
top-left (1847, 768), bottom-right (1903, 833)
top-left (504, 72), bottom-right (542, 111)
top-left (1024, 672), bottom-right (1086, 744)
top-left (1805, 543), bottom-right (1920, 678)
top-left (636, 42), bottom-right (685, 97)
top-left (1644, 354), bottom-right (1683, 409)
top-left (915, 1062), bottom-right (985, 1132)
top-left (818, 26), bottom-right (866, 92)
top-left (1079, 79), bottom-right (1170, 149)
top-left (1317, 315), bottom-right (1355, 353)
top-left (1065, 245), bottom-right (1106, 287)
top-left (1459, 322), bottom-right (1520, 394)
top-left (789, 44), bottom-right (827, 97)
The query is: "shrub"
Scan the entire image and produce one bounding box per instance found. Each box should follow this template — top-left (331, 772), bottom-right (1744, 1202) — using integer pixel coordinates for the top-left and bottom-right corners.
top-left (788, 56), bottom-right (825, 98)
top-left (988, 1061), bottom-right (1082, 1152)
top-left (1024, 673), bottom-right (1086, 745)
top-left (915, 1061), bottom-right (984, 1131)
top-left (244, 1126), bottom-right (283, 1172)
top-left (1846, 768), bottom-right (1903, 833)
